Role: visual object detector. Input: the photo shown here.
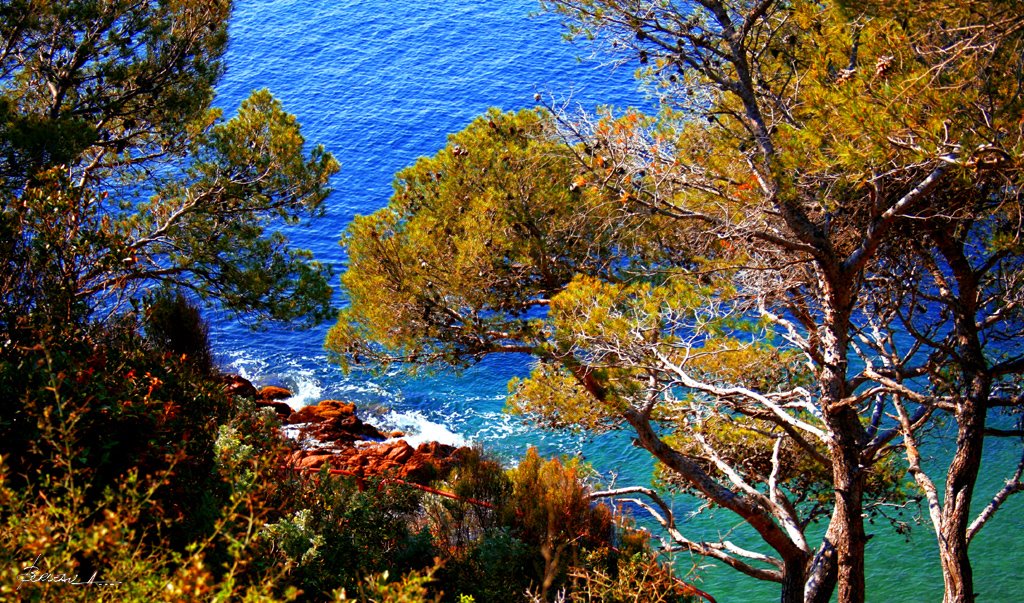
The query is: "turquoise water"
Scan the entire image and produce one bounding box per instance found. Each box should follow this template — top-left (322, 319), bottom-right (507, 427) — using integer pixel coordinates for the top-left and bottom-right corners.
top-left (211, 1), bottom-right (1024, 600)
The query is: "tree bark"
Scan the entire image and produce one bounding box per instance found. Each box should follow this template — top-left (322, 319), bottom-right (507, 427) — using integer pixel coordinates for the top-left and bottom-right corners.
top-left (827, 410), bottom-right (868, 603)
top-left (937, 371), bottom-right (989, 603)
top-left (931, 229), bottom-right (990, 603)
top-left (803, 535), bottom-right (838, 603)
top-left (817, 271), bottom-right (868, 603)
top-left (779, 556), bottom-right (809, 603)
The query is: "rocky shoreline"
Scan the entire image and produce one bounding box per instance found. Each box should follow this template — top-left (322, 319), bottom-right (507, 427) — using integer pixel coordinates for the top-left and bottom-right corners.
top-left (223, 375), bottom-right (470, 484)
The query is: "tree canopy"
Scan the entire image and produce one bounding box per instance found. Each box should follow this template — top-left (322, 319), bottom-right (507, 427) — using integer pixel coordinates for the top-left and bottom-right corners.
top-left (0, 0), bottom-right (339, 340)
top-left (330, 2), bottom-right (1024, 602)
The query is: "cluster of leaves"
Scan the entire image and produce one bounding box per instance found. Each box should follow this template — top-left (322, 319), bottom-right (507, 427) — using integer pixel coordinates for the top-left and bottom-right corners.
top-left (0, 312), bottom-right (299, 602)
top-left (0, 0), bottom-right (339, 346)
top-left (258, 474), bottom-right (436, 600)
top-left (260, 446), bottom-right (697, 602)
top-left (327, 107), bottom-right (677, 372)
top-left (333, 1), bottom-right (1024, 601)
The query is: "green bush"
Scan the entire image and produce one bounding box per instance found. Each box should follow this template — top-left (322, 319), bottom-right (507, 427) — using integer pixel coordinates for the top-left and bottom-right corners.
top-left (0, 316), bottom-right (302, 602)
top-left (0, 320), bottom-right (696, 602)
top-left (143, 289), bottom-right (215, 375)
top-left (0, 342), bottom-right (298, 602)
top-left (259, 472), bottom-right (436, 601)
top-left (424, 447), bottom-right (682, 602)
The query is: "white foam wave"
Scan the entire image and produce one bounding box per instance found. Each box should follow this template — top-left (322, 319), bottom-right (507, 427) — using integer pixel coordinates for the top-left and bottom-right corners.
top-left (335, 380), bottom-right (393, 398)
top-left (281, 370), bottom-right (324, 411)
top-left (222, 352), bottom-right (269, 383)
top-left (377, 410), bottom-right (470, 448)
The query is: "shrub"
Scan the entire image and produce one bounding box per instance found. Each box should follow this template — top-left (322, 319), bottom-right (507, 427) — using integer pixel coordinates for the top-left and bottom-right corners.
top-left (143, 289), bottom-right (214, 374)
top-left (0, 320), bottom-right (299, 602)
top-left (259, 472), bottom-right (436, 600)
top-left (0, 322), bottom-right (697, 602)
top-left (565, 551), bottom-right (699, 603)
top-left (334, 565), bottom-right (443, 603)
top-left (0, 348), bottom-right (297, 602)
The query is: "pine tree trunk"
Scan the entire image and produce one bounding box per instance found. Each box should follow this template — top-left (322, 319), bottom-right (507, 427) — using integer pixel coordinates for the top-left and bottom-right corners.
top-left (779, 556), bottom-right (809, 603)
top-left (939, 536), bottom-right (974, 603)
top-left (931, 231), bottom-right (990, 603)
top-left (817, 278), bottom-right (867, 603)
top-left (831, 428), bottom-right (867, 603)
top-left (938, 370), bottom-right (989, 603)
top-left (803, 529), bottom-right (838, 603)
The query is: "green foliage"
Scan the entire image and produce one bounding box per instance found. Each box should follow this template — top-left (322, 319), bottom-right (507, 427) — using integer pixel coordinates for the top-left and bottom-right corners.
top-left (0, 0), bottom-right (230, 192)
top-left (424, 447), bottom-right (614, 601)
top-left (0, 335), bottom-right (690, 602)
top-left (327, 107), bottom-right (671, 371)
top-left (0, 5), bottom-right (697, 603)
top-left (346, 446), bottom-right (685, 603)
top-left (422, 447), bottom-right (512, 553)
top-left (334, 566), bottom-right (443, 603)
top-left (508, 361), bottom-right (614, 432)
top-left (0, 329), bottom-right (299, 602)
top-left (134, 88), bottom-right (339, 327)
top-left (441, 528), bottom-right (537, 602)
top-left (0, 0), bottom-right (338, 340)
top-left (505, 448), bottom-right (613, 554)
top-left (0, 1), bottom-right (338, 589)
top-left (259, 472), bottom-right (435, 601)
top-left (143, 289), bottom-right (214, 374)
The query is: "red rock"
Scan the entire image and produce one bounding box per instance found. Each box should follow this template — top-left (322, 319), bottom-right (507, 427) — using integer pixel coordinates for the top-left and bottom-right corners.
top-left (255, 400), bottom-right (292, 417)
top-left (385, 440), bottom-right (414, 463)
top-left (417, 441), bottom-right (455, 457)
top-left (314, 399), bottom-right (358, 418)
top-left (286, 399), bottom-right (356, 424)
top-left (400, 456), bottom-right (439, 483)
top-left (296, 454), bottom-right (334, 470)
top-left (258, 385), bottom-right (293, 401)
top-left (221, 374), bottom-right (258, 398)
top-left (288, 400), bottom-right (386, 445)
top-left (364, 457), bottom-right (395, 475)
top-left (281, 398), bottom-right (474, 485)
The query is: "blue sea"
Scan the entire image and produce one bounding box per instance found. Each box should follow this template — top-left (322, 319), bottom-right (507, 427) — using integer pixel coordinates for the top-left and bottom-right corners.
top-left (210, 1), bottom-right (1023, 600)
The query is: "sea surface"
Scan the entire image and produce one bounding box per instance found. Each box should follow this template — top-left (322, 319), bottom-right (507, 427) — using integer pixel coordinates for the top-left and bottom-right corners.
top-left (210, 1), bottom-right (1023, 600)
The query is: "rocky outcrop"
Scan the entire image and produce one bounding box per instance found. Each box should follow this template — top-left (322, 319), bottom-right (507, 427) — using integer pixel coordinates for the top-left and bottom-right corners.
top-left (284, 398), bottom-right (467, 484)
top-left (220, 374), bottom-right (259, 399)
top-left (258, 385), bottom-right (293, 401)
top-left (256, 385), bottom-right (295, 418)
top-left (287, 399), bottom-right (387, 443)
top-left (286, 438), bottom-right (465, 484)
top-left (220, 374), bottom-right (468, 485)
top-left (220, 375), bottom-right (294, 418)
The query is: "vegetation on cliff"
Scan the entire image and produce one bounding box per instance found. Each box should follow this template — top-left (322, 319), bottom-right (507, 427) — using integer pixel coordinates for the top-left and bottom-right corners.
top-left (0, 1), bottom-right (696, 601)
top-left (330, 2), bottom-right (1024, 602)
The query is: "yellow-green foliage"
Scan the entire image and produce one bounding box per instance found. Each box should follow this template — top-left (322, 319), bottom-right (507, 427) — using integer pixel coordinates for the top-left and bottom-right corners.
top-left (0, 343), bottom-right (298, 602)
top-left (506, 448), bottom-right (613, 553)
top-left (333, 566), bottom-right (442, 603)
top-left (567, 550), bottom-right (698, 603)
top-left (508, 361), bottom-right (618, 432)
top-left (329, 108), bottom-right (587, 367)
top-left (328, 107), bottom-right (679, 372)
